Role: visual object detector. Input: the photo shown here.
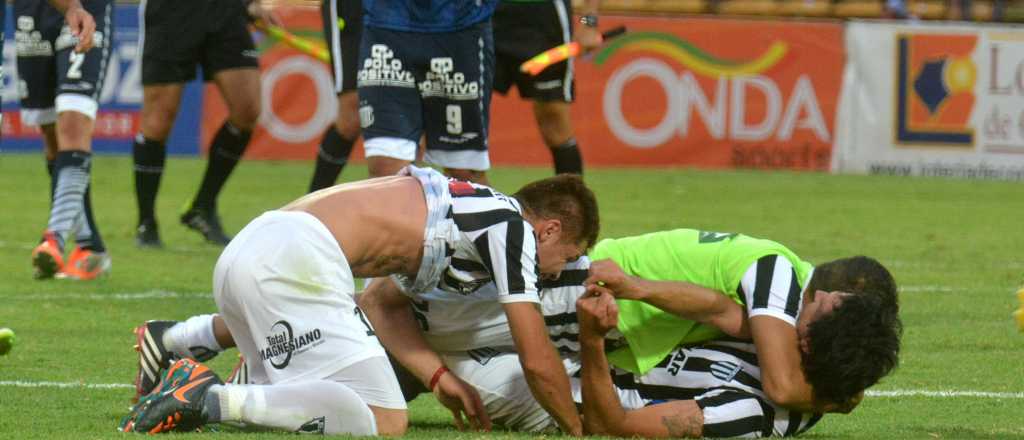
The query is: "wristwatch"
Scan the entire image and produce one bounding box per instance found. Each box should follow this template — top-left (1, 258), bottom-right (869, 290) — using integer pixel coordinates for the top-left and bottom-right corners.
top-left (579, 14), bottom-right (599, 28)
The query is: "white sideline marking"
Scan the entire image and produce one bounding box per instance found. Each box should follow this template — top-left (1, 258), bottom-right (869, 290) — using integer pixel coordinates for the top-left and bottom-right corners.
top-left (4, 290), bottom-right (212, 301)
top-left (0, 380), bottom-right (132, 390)
top-left (1, 380), bottom-right (1022, 399)
top-left (865, 390), bottom-right (1024, 399)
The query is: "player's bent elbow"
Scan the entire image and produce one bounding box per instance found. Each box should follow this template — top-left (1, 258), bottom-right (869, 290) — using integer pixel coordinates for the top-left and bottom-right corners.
top-left (762, 378), bottom-right (801, 408)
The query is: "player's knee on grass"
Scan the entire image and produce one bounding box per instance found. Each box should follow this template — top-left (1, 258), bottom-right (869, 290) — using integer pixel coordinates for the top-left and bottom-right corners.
top-left (369, 406), bottom-right (408, 436)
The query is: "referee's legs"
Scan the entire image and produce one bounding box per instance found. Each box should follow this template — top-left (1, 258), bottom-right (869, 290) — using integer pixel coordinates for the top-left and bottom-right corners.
top-left (532, 101), bottom-right (583, 175)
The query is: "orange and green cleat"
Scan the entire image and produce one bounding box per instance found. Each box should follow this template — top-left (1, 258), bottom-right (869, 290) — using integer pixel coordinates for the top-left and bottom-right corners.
top-left (58, 246), bottom-right (111, 280)
top-left (31, 231), bottom-right (64, 279)
top-left (120, 358), bottom-right (223, 433)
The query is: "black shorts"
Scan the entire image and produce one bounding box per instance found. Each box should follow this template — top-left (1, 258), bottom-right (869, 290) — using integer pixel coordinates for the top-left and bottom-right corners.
top-left (140, 0), bottom-right (258, 84)
top-left (15, 0), bottom-right (114, 119)
top-left (493, 0), bottom-right (574, 102)
top-left (357, 22), bottom-right (495, 159)
top-left (321, 0), bottom-right (363, 94)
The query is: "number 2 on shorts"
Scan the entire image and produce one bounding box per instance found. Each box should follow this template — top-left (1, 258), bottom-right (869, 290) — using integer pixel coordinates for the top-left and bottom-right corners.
top-left (67, 52), bottom-right (85, 80)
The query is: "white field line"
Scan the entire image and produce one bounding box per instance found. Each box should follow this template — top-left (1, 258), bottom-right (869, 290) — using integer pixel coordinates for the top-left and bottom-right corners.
top-left (3, 290), bottom-right (212, 301)
top-left (866, 389), bottom-right (1024, 399)
top-left (0, 380), bottom-right (1021, 399)
top-left (0, 380), bottom-right (132, 389)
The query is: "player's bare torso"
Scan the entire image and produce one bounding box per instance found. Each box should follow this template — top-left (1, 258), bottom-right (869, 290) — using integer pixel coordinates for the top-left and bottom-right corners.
top-left (283, 176), bottom-right (428, 278)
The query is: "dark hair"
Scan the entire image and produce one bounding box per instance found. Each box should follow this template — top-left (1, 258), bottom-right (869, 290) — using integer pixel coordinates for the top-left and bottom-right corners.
top-left (513, 174), bottom-right (600, 249)
top-left (806, 256), bottom-right (899, 316)
top-left (802, 293), bottom-right (903, 405)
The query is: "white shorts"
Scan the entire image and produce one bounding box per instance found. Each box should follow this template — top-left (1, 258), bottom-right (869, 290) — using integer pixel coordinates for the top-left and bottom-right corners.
top-left (213, 211), bottom-right (391, 387)
top-left (364, 136), bottom-right (490, 171)
top-left (442, 349), bottom-right (646, 432)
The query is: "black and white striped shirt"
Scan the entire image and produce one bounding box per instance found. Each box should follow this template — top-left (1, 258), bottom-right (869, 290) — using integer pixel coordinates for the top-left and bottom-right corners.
top-left (740, 255), bottom-right (813, 326)
top-left (617, 341), bottom-right (822, 437)
top-left (441, 180), bottom-right (540, 303)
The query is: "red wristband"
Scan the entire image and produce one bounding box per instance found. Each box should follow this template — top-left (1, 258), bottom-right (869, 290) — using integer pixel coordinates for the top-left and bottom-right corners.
top-left (428, 366), bottom-right (449, 391)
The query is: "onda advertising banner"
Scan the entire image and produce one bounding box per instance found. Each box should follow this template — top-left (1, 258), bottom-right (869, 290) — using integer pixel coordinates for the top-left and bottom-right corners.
top-left (488, 16), bottom-right (843, 169)
top-left (833, 21), bottom-right (1024, 180)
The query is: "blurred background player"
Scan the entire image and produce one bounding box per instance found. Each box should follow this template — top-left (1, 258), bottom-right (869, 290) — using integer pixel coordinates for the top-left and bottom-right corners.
top-left (492, 0), bottom-right (600, 175)
top-left (18, 0), bottom-right (108, 280)
top-left (358, 0), bottom-right (497, 184)
top-left (131, 0), bottom-right (275, 247)
top-left (307, 0), bottom-right (362, 193)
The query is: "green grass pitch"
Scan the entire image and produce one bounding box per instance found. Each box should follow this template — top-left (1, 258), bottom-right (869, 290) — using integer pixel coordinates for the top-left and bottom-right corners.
top-left (1, 153), bottom-right (1022, 439)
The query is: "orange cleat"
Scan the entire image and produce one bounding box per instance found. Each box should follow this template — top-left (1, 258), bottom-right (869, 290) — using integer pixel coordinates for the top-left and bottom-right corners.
top-left (31, 232), bottom-right (64, 279)
top-left (59, 246), bottom-right (111, 280)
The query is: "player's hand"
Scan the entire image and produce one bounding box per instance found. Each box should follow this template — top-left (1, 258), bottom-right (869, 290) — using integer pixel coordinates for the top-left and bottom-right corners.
top-left (248, 1), bottom-right (282, 28)
top-left (575, 25), bottom-right (603, 54)
top-left (584, 259), bottom-right (641, 300)
top-left (432, 371), bottom-right (492, 431)
top-left (576, 289), bottom-right (619, 339)
top-left (64, 5), bottom-right (95, 53)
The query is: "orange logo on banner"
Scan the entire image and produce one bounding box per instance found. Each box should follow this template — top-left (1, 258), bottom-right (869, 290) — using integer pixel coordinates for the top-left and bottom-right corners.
top-left (894, 33), bottom-right (976, 146)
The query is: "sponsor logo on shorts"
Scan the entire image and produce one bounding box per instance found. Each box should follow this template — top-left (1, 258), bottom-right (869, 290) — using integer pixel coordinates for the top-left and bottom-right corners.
top-left (15, 16), bottom-right (53, 57)
top-left (358, 44), bottom-right (415, 88)
top-left (258, 320), bottom-right (325, 370)
top-left (56, 27), bottom-right (104, 51)
top-left (439, 132), bottom-right (479, 144)
top-left (297, 416), bottom-right (326, 434)
top-left (419, 57), bottom-right (479, 101)
top-left (242, 50), bottom-right (260, 59)
top-left (60, 81), bottom-right (96, 92)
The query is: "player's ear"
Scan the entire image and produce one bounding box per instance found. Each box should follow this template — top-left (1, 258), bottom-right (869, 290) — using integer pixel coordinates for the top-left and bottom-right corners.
top-left (537, 218), bottom-right (562, 243)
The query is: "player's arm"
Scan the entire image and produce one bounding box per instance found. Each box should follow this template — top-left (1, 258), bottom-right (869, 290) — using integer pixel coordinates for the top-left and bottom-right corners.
top-left (357, 278), bottom-right (491, 431)
top-left (585, 259), bottom-right (749, 339)
top-left (578, 289), bottom-right (705, 438)
top-left (47, 0), bottom-right (94, 52)
top-left (740, 256), bottom-right (846, 413)
top-left (505, 302), bottom-right (583, 436)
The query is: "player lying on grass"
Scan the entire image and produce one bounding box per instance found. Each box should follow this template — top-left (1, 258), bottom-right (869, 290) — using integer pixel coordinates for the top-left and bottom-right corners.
top-left (376, 229), bottom-right (901, 435)
top-left (121, 168), bottom-right (598, 436)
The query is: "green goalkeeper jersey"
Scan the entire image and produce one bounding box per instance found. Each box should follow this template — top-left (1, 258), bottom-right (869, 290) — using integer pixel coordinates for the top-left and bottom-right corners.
top-left (589, 229), bottom-right (813, 374)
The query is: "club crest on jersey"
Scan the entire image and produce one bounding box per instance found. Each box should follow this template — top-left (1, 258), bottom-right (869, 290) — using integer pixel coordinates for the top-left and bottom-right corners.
top-left (258, 320), bottom-right (325, 369)
top-left (710, 360), bottom-right (742, 382)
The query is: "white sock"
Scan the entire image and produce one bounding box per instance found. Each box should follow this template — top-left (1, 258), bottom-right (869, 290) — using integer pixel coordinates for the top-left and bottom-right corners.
top-left (209, 381), bottom-right (377, 435)
top-left (163, 314), bottom-right (223, 359)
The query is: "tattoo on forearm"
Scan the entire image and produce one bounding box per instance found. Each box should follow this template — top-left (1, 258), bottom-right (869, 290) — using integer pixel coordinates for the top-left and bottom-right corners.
top-left (661, 413), bottom-right (702, 438)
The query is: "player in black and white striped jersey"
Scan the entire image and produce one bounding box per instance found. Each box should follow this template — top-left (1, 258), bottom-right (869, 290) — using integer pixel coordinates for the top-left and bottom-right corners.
top-left (608, 340), bottom-right (822, 437)
top-left (362, 173), bottom-right (600, 435)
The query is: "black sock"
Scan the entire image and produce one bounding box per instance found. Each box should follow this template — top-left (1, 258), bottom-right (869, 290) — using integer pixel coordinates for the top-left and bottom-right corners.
top-left (133, 135), bottom-right (167, 225)
top-left (550, 138), bottom-right (583, 175)
top-left (46, 158), bottom-right (56, 202)
top-left (192, 122), bottom-right (251, 211)
top-left (77, 184), bottom-right (106, 252)
top-left (308, 126), bottom-right (355, 193)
